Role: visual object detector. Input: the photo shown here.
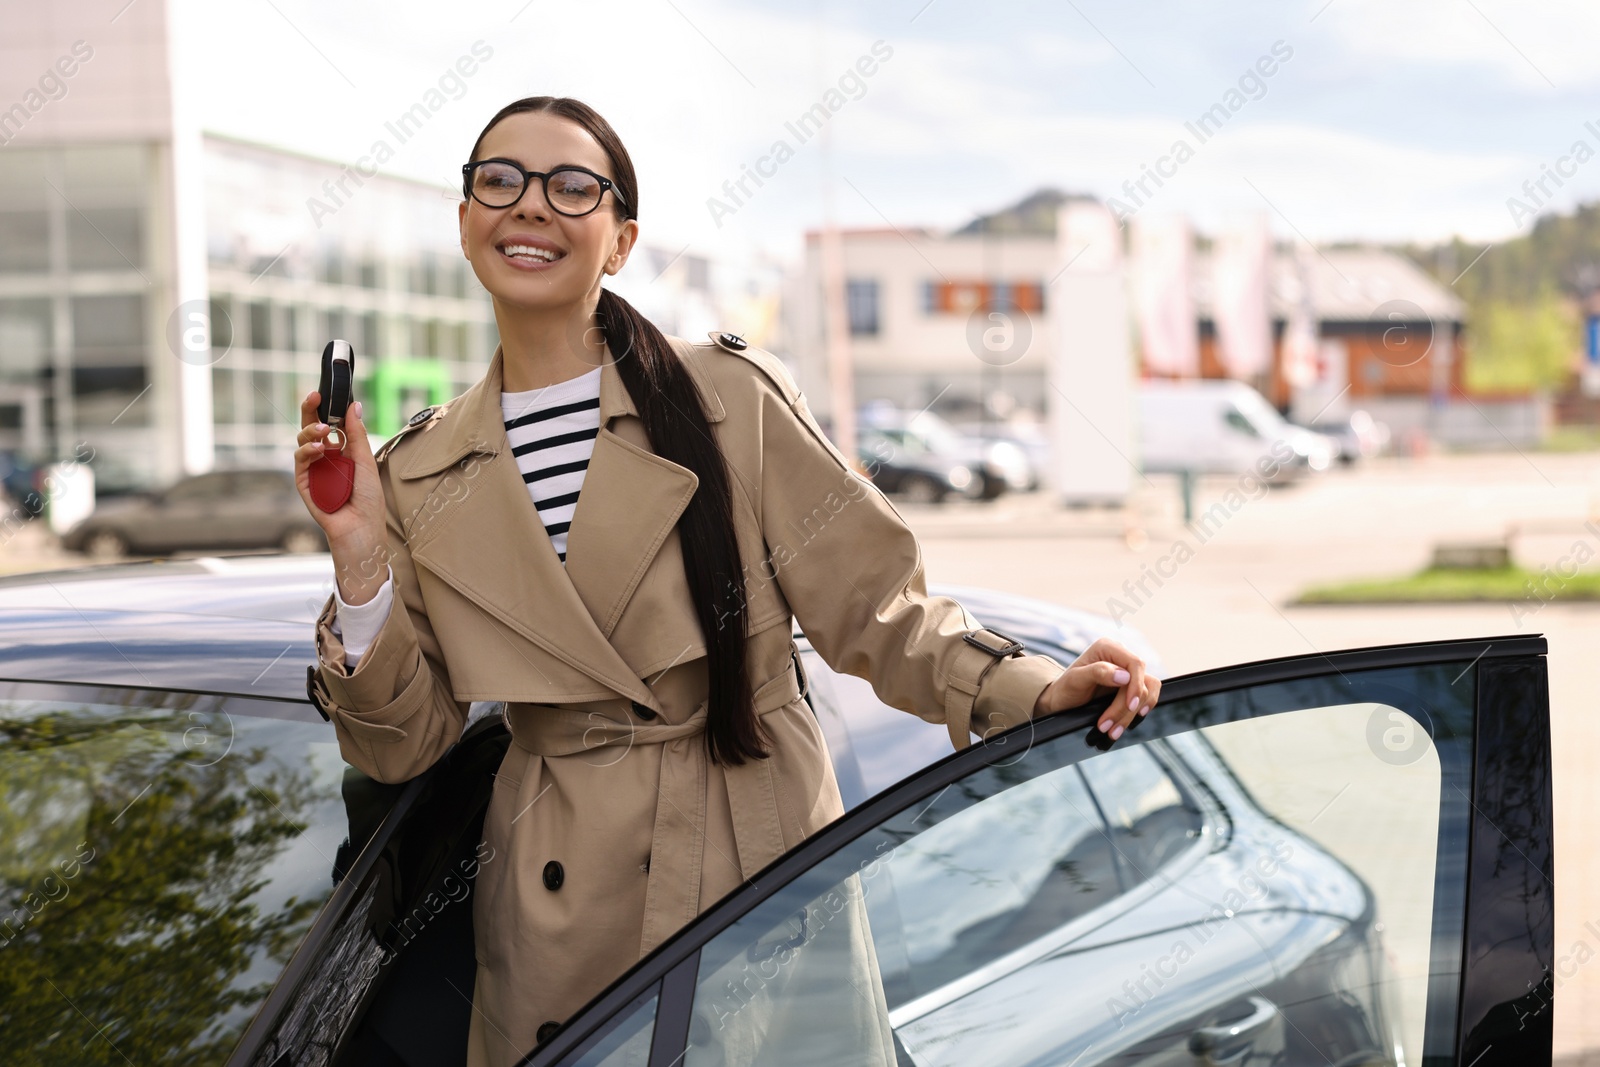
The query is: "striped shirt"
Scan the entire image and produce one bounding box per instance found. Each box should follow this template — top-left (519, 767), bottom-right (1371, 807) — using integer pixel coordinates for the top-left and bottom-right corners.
top-left (331, 364), bottom-right (603, 669)
top-left (500, 364), bottom-right (603, 564)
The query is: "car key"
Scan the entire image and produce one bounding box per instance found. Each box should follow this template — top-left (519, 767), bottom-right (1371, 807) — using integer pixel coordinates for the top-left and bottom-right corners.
top-left (308, 339), bottom-right (357, 513)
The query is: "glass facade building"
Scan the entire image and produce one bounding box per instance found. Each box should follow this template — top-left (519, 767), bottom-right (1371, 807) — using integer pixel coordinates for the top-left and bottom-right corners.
top-left (201, 134), bottom-right (496, 476)
top-left (0, 144), bottom-right (162, 491)
top-left (0, 134), bottom-right (497, 492)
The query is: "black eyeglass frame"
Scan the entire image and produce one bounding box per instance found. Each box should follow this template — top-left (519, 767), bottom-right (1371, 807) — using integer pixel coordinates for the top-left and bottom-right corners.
top-left (460, 158), bottom-right (630, 217)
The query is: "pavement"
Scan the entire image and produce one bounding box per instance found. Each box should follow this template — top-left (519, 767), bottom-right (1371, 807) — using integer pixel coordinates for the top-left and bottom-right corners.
top-left (906, 449), bottom-right (1600, 1058)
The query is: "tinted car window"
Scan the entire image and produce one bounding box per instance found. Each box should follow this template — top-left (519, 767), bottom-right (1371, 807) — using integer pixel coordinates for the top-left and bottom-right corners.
top-left (0, 682), bottom-right (345, 1063)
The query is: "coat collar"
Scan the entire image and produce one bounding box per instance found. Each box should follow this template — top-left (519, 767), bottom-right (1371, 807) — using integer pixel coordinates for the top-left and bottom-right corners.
top-left (394, 337), bottom-right (720, 475)
top-left (387, 336), bottom-right (724, 709)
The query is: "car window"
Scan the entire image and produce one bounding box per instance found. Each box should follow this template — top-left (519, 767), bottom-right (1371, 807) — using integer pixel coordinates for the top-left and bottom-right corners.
top-left (662, 658), bottom-right (1484, 1067)
top-left (0, 682), bottom-right (345, 1062)
top-left (554, 987), bottom-right (657, 1066)
top-left (1078, 744), bottom-right (1202, 882)
top-left (866, 760), bottom-right (1123, 1007)
top-left (1223, 406), bottom-right (1261, 437)
top-left (905, 413), bottom-right (964, 454)
top-left (163, 472), bottom-right (234, 501)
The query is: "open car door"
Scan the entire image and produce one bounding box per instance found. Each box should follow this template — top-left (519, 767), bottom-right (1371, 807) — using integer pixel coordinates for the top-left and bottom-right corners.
top-left (521, 635), bottom-right (1553, 1067)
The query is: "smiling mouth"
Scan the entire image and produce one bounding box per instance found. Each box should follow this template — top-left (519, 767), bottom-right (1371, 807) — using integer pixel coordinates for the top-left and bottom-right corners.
top-left (498, 243), bottom-right (567, 265)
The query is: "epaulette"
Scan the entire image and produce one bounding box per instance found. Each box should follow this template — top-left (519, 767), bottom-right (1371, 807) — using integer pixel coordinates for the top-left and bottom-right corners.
top-left (705, 331), bottom-right (801, 404)
top-left (373, 404), bottom-right (446, 463)
top-left (705, 331), bottom-right (854, 471)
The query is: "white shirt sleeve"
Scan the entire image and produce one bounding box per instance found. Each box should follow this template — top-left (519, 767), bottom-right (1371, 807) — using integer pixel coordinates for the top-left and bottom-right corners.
top-left (328, 565), bottom-right (394, 669)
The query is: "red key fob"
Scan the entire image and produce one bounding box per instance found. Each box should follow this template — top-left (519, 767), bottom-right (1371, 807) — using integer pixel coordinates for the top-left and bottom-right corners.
top-left (309, 340), bottom-right (356, 512)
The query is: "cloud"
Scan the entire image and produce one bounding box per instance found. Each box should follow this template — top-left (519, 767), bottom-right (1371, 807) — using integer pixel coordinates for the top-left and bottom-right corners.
top-left (142, 0), bottom-right (1600, 263)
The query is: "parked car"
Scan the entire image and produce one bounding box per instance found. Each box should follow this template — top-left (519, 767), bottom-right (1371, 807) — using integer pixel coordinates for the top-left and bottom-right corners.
top-left (948, 419), bottom-right (1049, 492)
top-left (1139, 380), bottom-right (1334, 481)
top-left (0, 451), bottom-right (44, 517)
top-left (0, 554), bottom-right (1552, 1066)
top-left (1299, 409), bottom-right (1392, 465)
top-left (856, 426), bottom-right (981, 504)
top-left (58, 468), bottom-right (327, 559)
top-left (860, 404), bottom-right (1032, 500)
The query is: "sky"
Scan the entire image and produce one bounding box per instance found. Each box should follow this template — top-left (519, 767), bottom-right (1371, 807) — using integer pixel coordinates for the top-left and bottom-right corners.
top-left (174, 0), bottom-right (1600, 267)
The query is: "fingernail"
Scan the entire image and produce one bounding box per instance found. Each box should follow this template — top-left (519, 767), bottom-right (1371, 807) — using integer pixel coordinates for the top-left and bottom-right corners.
top-left (1128, 696), bottom-right (1140, 713)
top-left (1110, 724), bottom-right (1124, 740)
top-left (1098, 718), bottom-right (1113, 733)
top-left (353, 402), bottom-right (362, 419)
top-left (316, 422), bottom-right (327, 431)
top-left (1139, 705), bottom-right (1150, 717)
top-left (1112, 668), bottom-right (1130, 685)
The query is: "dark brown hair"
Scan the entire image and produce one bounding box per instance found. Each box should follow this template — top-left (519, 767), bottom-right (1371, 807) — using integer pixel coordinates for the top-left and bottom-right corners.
top-left (467, 97), bottom-right (765, 765)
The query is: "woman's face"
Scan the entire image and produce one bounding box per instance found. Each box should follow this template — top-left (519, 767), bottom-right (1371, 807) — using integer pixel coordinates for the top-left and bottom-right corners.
top-left (459, 110), bottom-right (638, 314)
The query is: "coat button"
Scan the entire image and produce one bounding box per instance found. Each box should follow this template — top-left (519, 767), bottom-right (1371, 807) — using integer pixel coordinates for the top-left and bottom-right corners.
top-left (716, 331), bottom-right (748, 350)
top-left (537, 1020), bottom-right (560, 1043)
top-left (407, 406), bottom-right (436, 427)
top-left (543, 860), bottom-right (564, 891)
top-left (631, 700), bottom-right (658, 721)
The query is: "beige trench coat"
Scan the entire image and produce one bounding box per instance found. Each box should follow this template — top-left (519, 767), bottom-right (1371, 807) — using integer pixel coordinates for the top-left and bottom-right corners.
top-left (308, 331), bottom-right (1068, 1065)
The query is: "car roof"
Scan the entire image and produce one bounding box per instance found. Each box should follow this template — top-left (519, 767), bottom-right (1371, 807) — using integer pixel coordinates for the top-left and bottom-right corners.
top-left (0, 555), bottom-right (1158, 701)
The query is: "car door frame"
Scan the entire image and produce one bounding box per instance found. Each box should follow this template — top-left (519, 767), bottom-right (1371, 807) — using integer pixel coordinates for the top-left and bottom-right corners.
top-left (519, 633), bottom-right (1553, 1067)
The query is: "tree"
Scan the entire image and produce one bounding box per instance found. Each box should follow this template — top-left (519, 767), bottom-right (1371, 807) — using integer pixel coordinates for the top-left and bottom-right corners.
top-left (1463, 287), bottom-right (1579, 394)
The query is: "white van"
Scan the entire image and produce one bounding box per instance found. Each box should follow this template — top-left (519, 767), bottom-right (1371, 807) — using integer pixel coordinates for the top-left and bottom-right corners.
top-left (1137, 380), bottom-right (1331, 481)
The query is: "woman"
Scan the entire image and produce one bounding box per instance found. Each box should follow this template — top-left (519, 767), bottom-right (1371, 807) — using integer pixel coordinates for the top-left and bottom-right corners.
top-left (294, 96), bottom-right (1159, 1066)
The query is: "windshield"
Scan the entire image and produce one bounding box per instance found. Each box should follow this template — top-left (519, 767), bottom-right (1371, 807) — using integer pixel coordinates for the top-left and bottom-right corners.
top-left (1229, 390), bottom-right (1286, 435)
top-left (0, 682), bottom-right (348, 1064)
top-left (903, 412), bottom-right (967, 454)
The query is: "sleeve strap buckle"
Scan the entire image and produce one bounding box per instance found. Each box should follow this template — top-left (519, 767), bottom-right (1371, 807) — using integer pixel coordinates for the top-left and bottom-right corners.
top-left (306, 664), bottom-right (334, 723)
top-left (962, 627), bottom-right (1026, 658)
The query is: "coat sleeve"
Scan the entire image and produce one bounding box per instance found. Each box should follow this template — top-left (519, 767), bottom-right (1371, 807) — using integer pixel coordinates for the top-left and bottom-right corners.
top-left (308, 454), bottom-right (471, 783)
top-left (748, 355), bottom-right (1067, 752)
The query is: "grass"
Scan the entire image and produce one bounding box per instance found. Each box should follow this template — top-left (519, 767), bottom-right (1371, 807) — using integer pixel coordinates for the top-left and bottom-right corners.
top-left (1540, 426), bottom-right (1600, 453)
top-left (1295, 564), bottom-right (1600, 604)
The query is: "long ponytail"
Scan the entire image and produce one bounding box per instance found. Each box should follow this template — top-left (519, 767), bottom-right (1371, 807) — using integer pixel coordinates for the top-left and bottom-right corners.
top-left (468, 97), bottom-right (767, 765)
top-left (597, 287), bottom-right (766, 764)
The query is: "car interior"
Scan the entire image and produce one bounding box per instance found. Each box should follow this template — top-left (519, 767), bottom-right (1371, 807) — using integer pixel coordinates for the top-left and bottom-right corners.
top-left (330, 717), bottom-right (512, 1067)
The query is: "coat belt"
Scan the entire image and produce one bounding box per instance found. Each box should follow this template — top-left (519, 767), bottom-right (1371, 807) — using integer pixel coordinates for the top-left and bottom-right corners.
top-left (502, 652), bottom-right (807, 957)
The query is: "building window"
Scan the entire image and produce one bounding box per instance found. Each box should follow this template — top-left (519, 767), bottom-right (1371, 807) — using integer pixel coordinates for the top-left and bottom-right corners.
top-left (846, 278), bottom-right (880, 337)
top-left (0, 298), bottom-right (52, 380)
top-left (67, 207), bottom-right (142, 272)
top-left (209, 299), bottom-right (233, 352)
top-left (923, 280), bottom-right (1045, 315)
top-left (212, 368), bottom-right (236, 423)
top-left (248, 302), bottom-right (272, 351)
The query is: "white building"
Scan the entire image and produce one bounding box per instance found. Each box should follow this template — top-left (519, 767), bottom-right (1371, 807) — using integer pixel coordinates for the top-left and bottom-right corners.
top-left (786, 225), bottom-right (1059, 426)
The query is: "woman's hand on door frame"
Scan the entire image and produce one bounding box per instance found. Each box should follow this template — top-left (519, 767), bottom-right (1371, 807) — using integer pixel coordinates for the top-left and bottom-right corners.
top-left (1033, 637), bottom-right (1159, 741)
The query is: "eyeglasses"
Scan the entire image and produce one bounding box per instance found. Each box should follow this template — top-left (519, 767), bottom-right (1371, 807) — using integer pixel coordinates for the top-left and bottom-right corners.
top-left (460, 159), bottom-right (629, 217)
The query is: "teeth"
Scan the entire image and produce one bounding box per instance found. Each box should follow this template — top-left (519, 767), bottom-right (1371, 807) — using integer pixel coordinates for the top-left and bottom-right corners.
top-left (502, 244), bottom-right (562, 262)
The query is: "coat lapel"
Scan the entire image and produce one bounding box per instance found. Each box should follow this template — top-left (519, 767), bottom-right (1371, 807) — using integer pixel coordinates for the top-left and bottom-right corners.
top-left (391, 336), bottom-right (725, 707)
